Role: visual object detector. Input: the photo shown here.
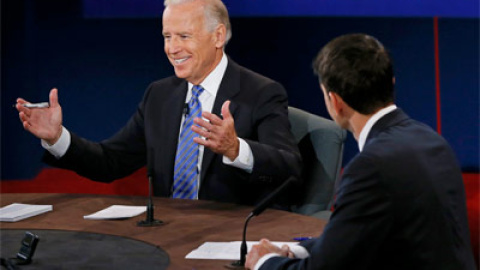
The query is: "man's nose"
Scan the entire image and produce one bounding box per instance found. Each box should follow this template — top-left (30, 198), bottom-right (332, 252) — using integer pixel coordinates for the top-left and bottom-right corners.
top-left (167, 37), bottom-right (181, 54)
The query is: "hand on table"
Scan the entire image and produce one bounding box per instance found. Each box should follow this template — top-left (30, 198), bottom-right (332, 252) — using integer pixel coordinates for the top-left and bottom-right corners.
top-left (245, 238), bottom-right (295, 269)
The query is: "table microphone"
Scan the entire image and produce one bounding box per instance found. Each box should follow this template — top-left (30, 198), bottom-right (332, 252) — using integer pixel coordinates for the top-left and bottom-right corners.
top-left (226, 176), bottom-right (295, 269)
top-left (137, 151), bottom-right (164, 227)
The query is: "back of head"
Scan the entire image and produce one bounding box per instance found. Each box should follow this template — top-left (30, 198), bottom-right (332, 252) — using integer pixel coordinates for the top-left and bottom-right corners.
top-left (164, 0), bottom-right (232, 45)
top-left (313, 34), bottom-right (395, 115)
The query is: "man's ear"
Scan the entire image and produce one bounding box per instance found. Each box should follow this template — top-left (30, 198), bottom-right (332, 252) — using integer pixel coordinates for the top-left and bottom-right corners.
top-left (214, 24), bottom-right (227, 48)
top-left (329, 92), bottom-right (344, 116)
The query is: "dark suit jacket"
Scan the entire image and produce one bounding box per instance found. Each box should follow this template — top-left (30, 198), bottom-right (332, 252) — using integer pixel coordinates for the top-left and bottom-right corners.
top-left (262, 109), bottom-right (475, 270)
top-left (43, 58), bottom-right (302, 206)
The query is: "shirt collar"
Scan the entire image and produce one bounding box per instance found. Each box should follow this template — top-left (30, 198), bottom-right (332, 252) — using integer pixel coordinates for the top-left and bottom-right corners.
top-left (188, 53), bottom-right (228, 97)
top-left (358, 104), bottom-right (397, 152)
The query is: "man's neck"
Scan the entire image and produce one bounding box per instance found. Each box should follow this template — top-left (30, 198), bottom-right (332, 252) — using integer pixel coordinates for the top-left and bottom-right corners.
top-left (354, 104), bottom-right (397, 151)
top-left (349, 113), bottom-right (372, 142)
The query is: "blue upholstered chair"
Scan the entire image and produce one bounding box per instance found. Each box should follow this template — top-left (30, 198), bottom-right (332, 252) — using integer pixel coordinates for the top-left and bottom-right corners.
top-left (288, 107), bottom-right (347, 219)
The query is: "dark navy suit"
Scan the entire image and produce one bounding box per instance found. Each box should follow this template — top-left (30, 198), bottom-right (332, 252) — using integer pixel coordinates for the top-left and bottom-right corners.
top-left (261, 109), bottom-right (475, 270)
top-left (43, 58), bottom-right (302, 206)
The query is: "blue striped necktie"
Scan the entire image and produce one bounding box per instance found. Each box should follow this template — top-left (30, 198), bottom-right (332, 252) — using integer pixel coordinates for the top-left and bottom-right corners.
top-left (173, 85), bottom-right (204, 199)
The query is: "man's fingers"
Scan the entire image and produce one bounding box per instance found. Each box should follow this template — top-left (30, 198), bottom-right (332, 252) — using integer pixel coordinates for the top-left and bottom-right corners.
top-left (193, 136), bottom-right (209, 147)
top-left (22, 120), bottom-right (32, 130)
top-left (259, 238), bottom-right (271, 246)
top-left (280, 245), bottom-right (291, 257)
top-left (16, 98), bottom-right (28, 105)
top-left (49, 88), bottom-right (59, 107)
top-left (221, 100), bottom-right (232, 120)
top-left (191, 125), bottom-right (211, 139)
top-left (194, 117), bottom-right (214, 131)
top-left (16, 99), bottom-right (30, 114)
top-left (201, 111), bottom-right (223, 126)
top-left (19, 111), bottom-right (29, 122)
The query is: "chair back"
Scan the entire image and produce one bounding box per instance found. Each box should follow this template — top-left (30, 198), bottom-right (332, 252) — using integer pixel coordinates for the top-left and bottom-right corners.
top-left (288, 107), bottom-right (347, 215)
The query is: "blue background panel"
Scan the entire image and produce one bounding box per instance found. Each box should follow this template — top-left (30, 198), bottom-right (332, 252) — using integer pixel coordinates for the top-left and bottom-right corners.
top-left (1, 0), bottom-right (479, 180)
top-left (83, 0), bottom-right (480, 18)
top-left (438, 19), bottom-right (480, 171)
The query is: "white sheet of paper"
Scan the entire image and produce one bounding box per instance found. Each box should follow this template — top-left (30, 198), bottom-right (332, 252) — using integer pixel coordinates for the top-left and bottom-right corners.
top-left (83, 205), bottom-right (147, 220)
top-left (0, 203), bottom-right (53, 222)
top-left (185, 241), bottom-right (299, 260)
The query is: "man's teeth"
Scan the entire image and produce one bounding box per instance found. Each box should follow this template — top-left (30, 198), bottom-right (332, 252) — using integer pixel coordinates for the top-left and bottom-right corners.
top-left (175, 58), bottom-right (188, 64)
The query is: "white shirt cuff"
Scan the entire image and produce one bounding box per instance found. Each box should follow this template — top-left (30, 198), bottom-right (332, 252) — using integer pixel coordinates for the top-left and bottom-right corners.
top-left (289, 245), bottom-right (310, 259)
top-left (222, 138), bottom-right (254, 173)
top-left (41, 126), bottom-right (71, 158)
top-left (253, 253), bottom-right (281, 270)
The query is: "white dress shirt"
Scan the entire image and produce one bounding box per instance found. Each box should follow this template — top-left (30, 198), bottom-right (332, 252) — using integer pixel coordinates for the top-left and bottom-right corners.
top-left (42, 53), bottom-right (254, 196)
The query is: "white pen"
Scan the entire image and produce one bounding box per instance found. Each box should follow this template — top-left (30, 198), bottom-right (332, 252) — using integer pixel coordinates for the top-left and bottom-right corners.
top-left (23, 102), bottom-right (50, 108)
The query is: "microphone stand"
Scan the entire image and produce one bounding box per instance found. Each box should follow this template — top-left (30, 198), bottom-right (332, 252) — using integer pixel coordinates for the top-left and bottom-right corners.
top-left (137, 163), bottom-right (164, 227)
top-left (228, 212), bottom-right (254, 268)
top-left (226, 177), bottom-right (295, 269)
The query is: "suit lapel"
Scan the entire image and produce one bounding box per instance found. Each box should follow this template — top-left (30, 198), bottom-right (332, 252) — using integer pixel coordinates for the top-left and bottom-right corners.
top-left (200, 59), bottom-right (240, 182)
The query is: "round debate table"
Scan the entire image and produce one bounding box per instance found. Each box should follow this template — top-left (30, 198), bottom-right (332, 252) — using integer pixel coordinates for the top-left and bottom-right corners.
top-left (0, 193), bottom-right (327, 269)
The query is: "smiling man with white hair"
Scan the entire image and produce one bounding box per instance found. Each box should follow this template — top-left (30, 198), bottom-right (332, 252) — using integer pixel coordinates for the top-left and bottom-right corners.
top-left (16, 0), bottom-right (302, 207)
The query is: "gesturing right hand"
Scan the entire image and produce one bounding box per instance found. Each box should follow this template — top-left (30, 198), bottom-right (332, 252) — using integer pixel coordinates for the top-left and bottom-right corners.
top-left (16, 88), bottom-right (63, 145)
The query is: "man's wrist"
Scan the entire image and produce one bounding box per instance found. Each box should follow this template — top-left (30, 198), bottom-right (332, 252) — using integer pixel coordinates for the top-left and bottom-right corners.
top-left (222, 138), bottom-right (254, 172)
top-left (225, 138), bottom-right (240, 161)
top-left (41, 126), bottom-right (71, 158)
top-left (45, 127), bottom-right (63, 146)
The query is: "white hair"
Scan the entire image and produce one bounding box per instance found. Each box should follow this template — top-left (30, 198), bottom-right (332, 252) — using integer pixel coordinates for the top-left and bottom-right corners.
top-left (164, 0), bottom-right (232, 45)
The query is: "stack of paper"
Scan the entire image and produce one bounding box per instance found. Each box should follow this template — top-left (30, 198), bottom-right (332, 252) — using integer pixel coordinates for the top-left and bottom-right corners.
top-left (83, 205), bottom-right (147, 220)
top-left (0, 203), bottom-right (53, 222)
top-left (186, 241), bottom-right (299, 260)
